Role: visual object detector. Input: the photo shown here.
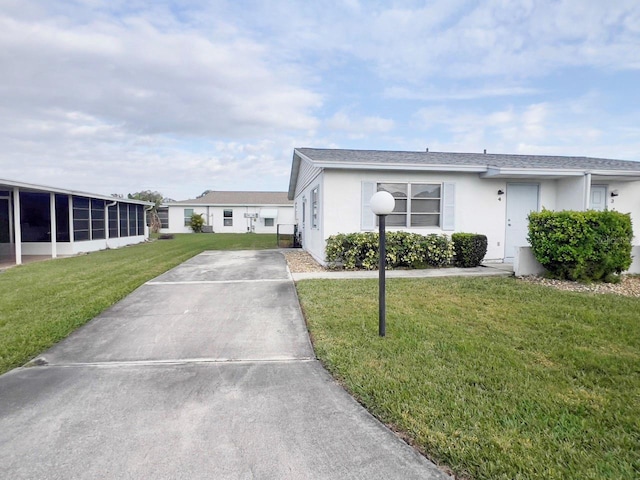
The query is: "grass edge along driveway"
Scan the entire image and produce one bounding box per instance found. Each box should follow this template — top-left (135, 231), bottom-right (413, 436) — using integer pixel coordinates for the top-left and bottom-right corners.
top-left (296, 276), bottom-right (640, 480)
top-left (0, 233), bottom-right (276, 374)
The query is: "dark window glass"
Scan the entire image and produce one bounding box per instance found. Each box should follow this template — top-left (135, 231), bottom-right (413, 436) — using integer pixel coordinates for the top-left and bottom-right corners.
top-left (20, 192), bottom-right (51, 242)
top-left (55, 194), bottom-right (70, 242)
top-left (223, 209), bottom-right (233, 227)
top-left (157, 208), bottom-right (169, 229)
top-left (108, 204), bottom-right (119, 238)
top-left (0, 198), bottom-right (10, 243)
top-left (128, 204), bottom-right (136, 236)
top-left (137, 205), bottom-right (144, 235)
top-left (72, 196), bottom-right (91, 241)
top-left (119, 203), bottom-right (128, 237)
top-left (91, 199), bottom-right (105, 240)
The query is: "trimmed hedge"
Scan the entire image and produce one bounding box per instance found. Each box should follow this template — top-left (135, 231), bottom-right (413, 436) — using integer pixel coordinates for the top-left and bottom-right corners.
top-left (452, 233), bottom-right (488, 267)
top-left (325, 231), bottom-right (454, 270)
top-left (528, 209), bottom-right (633, 282)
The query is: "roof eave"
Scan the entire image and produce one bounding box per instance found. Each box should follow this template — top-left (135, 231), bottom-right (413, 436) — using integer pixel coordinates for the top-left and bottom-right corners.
top-left (480, 167), bottom-right (587, 178)
top-left (315, 162), bottom-right (487, 173)
top-left (0, 178), bottom-right (154, 205)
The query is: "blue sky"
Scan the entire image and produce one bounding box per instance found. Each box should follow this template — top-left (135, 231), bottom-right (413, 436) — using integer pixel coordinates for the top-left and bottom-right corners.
top-left (1, 0), bottom-right (639, 200)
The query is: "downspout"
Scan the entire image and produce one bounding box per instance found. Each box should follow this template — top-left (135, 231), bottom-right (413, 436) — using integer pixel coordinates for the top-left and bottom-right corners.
top-left (584, 172), bottom-right (592, 210)
top-left (144, 205), bottom-right (154, 239)
top-left (105, 200), bottom-right (117, 248)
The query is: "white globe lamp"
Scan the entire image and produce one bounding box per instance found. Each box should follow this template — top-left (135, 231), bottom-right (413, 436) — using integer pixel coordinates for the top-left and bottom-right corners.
top-left (370, 191), bottom-right (395, 216)
top-left (370, 190), bottom-right (395, 337)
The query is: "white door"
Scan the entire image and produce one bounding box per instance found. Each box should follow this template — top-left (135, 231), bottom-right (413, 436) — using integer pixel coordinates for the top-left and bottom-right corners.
top-left (505, 184), bottom-right (539, 262)
top-left (589, 185), bottom-right (607, 211)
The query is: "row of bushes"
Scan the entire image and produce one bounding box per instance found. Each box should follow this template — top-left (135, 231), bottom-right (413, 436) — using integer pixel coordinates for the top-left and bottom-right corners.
top-left (528, 209), bottom-right (632, 282)
top-left (325, 231), bottom-right (487, 270)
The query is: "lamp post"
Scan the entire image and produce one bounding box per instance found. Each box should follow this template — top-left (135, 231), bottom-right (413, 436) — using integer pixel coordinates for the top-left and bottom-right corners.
top-left (370, 191), bottom-right (396, 337)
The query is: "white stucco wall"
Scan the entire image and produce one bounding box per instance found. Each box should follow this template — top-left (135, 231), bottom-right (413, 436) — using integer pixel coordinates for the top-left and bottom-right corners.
top-left (166, 205), bottom-right (294, 234)
top-left (515, 246), bottom-right (640, 275)
top-left (293, 172), bottom-right (325, 264)
top-left (20, 235), bottom-right (147, 256)
top-left (555, 177), bottom-right (586, 211)
top-left (293, 169), bottom-right (640, 264)
top-left (607, 180), bottom-right (640, 245)
top-left (319, 170), bottom-right (565, 263)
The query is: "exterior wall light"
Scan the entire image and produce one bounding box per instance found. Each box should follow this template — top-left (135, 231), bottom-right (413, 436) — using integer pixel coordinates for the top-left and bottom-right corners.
top-left (370, 191), bottom-right (396, 337)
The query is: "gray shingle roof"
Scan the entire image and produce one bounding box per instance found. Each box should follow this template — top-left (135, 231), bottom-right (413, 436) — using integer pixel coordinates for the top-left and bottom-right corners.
top-left (295, 148), bottom-right (640, 172)
top-left (171, 191), bottom-right (292, 205)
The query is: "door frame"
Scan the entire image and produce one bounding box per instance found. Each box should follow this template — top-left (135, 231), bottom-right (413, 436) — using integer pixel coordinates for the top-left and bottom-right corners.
top-left (589, 184), bottom-right (607, 211)
top-left (504, 183), bottom-right (540, 262)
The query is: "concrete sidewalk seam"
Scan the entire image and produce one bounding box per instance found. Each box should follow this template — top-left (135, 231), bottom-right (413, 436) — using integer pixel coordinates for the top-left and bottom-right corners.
top-left (24, 357), bottom-right (317, 369)
top-left (145, 278), bottom-right (292, 285)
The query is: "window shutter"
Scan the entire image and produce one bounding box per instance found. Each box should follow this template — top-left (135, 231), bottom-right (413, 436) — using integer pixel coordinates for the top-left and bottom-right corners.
top-left (361, 181), bottom-right (376, 231)
top-left (442, 182), bottom-right (455, 231)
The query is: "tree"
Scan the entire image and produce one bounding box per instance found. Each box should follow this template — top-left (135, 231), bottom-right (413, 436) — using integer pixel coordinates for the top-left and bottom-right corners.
top-left (197, 189), bottom-right (214, 199)
top-left (127, 190), bottom-right (169, 234)
top-left (190, 213), bottom-right (205, 233)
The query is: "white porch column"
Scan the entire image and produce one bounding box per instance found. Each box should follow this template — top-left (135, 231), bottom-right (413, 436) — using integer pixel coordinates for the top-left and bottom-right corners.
top-left (68, 194), bottom-right (74, 252)
top-left (50, 192), bottom-right (57, 258)
top-left (583, 173), bottom-right (592, 210)
top-left (13, 187), bottom-right (21, 265)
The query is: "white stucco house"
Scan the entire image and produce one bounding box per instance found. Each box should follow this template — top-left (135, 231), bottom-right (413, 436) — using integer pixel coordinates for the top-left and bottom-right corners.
top-left (1, 178), bottom-right (153, 267)
top-left (287, 148), bottom-right (640, 267)
top-left (161, 191), bottom-right (295, 234)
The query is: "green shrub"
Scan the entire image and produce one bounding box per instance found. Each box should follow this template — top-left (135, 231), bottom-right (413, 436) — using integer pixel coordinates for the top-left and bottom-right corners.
top-left (190, 213), bottom-right (205, 233)
top-left (325, 231), bottom-right (454, 270)
top-left (528, 209), bottom-right (633, 282)
top-left (452, 233), bottom-right (488, 267)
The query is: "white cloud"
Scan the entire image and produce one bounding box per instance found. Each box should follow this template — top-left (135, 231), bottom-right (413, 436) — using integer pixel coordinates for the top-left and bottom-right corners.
top-left (384, 86), bottom-right (541, 101)
top-left (411, 97), bottom-right (640, 160)
top-left (326, 111), bottom-right (395, 138)
top-left (0, 5), bottom-right (321, 138)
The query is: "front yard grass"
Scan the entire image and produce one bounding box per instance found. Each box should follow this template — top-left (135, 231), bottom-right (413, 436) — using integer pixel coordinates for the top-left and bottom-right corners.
top-left (0, 233), bottom-right (276, 374)
top-left (296, 277), bottom-right (640, 480)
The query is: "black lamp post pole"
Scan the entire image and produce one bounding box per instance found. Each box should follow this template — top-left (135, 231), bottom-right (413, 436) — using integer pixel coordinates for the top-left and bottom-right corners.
top-left (378, 214), bottom-right (386, 337)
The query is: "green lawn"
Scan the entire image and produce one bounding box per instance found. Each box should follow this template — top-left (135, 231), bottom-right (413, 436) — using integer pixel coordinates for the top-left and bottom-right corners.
top-left (296, 277), bottom-right (640, 480)
top-left (0, 233), bottom-right (276, 374)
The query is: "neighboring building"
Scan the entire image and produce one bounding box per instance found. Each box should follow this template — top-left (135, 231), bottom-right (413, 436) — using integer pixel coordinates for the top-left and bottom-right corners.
top-left (287, 148), bottom-right (640, 265)
top-left (162, 191), bottom-right (295, 234)
top-left (0, 178), bottom-right (153, 266)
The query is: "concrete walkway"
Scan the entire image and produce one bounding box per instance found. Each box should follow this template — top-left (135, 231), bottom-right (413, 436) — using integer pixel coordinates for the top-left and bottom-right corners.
top-left (0, 250), bottom-right (450, 479)
top-left (291, 263), bottom-right (513, 281)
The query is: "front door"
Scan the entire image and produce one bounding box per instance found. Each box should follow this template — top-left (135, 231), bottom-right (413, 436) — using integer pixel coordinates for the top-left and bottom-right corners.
top-left (589, 185), bottom-right (607, 211)
top-left (504, 184), bottom-right (539, 262)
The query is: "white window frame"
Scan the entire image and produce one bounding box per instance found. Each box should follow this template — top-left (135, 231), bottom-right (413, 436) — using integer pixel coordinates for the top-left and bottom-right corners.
top-left (223, 209), bottom-right (233, 227)
top-left (376, 182), bottom-right (442, 228)
top-left (184, 208), bottom-right (194, 226)
top-left (264, 218), bottom-right (274, 227)
top-left (311, 186), bottom-right (319, 229)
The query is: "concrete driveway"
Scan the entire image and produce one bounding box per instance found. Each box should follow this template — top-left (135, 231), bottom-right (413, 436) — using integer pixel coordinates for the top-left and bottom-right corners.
top-left (0, 250), bottom-right (450, 479)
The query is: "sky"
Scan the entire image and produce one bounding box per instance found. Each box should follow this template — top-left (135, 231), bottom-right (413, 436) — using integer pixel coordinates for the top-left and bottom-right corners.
top-left (1, 0), bottom-right (639, 200)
